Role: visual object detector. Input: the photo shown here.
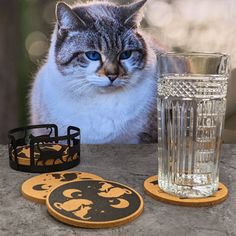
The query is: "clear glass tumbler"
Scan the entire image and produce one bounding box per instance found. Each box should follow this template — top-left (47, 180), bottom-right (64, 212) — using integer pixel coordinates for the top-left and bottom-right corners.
top-left (157, 52), bottom-right (230, 198)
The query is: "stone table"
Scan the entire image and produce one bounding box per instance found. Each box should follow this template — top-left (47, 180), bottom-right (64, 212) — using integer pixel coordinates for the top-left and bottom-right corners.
top-left (0, 144), bottom-right (236, 236)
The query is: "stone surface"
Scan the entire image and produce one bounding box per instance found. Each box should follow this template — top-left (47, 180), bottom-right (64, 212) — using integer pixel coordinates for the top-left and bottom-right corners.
top-left (0, 144), bottom-right (236, 236)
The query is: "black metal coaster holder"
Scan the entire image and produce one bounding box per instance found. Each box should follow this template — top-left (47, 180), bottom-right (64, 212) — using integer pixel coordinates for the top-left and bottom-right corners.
top-left (8, 124), bottom-right (80, 173)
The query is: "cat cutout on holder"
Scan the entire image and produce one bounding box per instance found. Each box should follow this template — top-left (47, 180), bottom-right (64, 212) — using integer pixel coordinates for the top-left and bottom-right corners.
top-left (8, 124), bottom-right (80, 173)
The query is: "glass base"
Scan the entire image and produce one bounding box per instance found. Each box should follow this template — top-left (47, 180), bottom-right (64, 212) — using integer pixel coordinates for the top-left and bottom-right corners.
top-left (159, 178), bottom-right (219, 198)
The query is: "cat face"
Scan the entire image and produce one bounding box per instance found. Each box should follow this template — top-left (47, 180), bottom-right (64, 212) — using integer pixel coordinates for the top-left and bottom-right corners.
top-left (54, 1), bottom-right (148, 90)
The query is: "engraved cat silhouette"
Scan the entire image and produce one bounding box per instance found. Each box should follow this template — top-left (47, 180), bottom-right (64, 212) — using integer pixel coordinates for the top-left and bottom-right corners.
top-left (54, 199), bottom-right (93, 215)
top-left (73, 206), bottom-right (92, 220)
top-left (98, 182), bottom-right (132, 198)
top-left (98, 183), bottom-right (114, 192)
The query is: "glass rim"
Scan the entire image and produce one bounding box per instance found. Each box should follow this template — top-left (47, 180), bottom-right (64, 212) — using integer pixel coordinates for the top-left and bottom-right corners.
top-left (158, 51), bottom-right (230, 76)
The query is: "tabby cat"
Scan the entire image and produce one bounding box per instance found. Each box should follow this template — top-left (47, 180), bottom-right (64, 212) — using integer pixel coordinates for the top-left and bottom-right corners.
top-left (30, 0), bottom-right (163, 144)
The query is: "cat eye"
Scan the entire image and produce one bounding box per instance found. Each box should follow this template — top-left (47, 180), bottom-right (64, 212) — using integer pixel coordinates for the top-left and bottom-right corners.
top-left (119, 50), bottom-right (132, 60)
top-left (85, 51), bottom-right (101, 61)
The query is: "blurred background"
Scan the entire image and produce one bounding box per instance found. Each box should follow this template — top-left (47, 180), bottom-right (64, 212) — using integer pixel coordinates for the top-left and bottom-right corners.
top-left (1, 0), bottom-right (236, 144)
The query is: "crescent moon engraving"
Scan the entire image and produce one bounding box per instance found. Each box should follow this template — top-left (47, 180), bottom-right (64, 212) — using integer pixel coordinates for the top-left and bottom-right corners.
top-left (63, 189), bottom-right (82, 198)
top-left (32, 184), bottom-right (51, 191)
top-left (110, 198), bottom-right (130, 209)
top-left (98, 187), bottom-right (132, 198)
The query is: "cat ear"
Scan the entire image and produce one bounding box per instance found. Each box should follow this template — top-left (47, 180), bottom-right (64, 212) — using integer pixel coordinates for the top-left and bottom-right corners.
top-left (56, 2), bottom-right (86, 31)
top-left (120, 0), bottom-right (147, 28)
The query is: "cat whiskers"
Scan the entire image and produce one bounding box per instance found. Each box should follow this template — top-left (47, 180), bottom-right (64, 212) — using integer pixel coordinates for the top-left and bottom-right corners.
top-left (111, 79), bottom-right (132, 91)
top-left (66, 79), bottom-right (93, 95)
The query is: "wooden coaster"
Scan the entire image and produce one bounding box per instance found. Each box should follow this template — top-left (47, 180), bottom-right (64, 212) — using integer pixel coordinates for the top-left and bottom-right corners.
top-left (21, 172), bottom-right (104, 204)
top-left (46, 180), bottom-right (144, 228)
top-left (13, 144), bottom-right (77, 166)
top-left (144, 175), bottom-right (228, 207)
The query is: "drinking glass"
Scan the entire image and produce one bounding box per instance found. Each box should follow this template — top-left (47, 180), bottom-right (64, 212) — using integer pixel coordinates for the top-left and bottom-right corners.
top-left (157, 52), bottom-right (230, 198)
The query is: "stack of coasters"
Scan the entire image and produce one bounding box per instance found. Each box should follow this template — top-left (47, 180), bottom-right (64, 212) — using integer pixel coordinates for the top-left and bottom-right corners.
top-left (21, 171), bottom-right (144, 228)
top-left (12, 144), bottom-right (73, 166)
top-left (144, 175), bottom-right (228, 207)
top-left (8, 124), bottom-right (80, 173)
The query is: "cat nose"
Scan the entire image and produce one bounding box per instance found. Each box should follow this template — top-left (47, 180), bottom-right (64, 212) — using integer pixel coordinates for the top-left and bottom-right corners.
top-left (107, 74), bottom-right (118, 82)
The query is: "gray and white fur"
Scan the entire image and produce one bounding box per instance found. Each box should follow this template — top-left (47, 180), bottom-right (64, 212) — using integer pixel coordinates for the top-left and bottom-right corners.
top-left (30, 0), bottom-right (162, 144)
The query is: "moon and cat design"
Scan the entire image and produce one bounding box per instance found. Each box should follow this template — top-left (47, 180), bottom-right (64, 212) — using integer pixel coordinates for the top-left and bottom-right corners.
top-left (47, 180), bottom-right (143, 224)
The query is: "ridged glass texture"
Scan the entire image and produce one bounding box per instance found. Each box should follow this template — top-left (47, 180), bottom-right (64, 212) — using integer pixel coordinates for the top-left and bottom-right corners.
top-left (158, 73), bottom-right (229, 198)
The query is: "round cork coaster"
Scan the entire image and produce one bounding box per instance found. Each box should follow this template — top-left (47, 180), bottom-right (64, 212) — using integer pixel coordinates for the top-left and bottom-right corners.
top-left (144, 175), bottom-right (228, 207)
top-left (13, 144), bottom-right (77, 166)
top-left (46, 180), bottom-right (144, 228)
top-left (21, 172), bottom-right (104, 204)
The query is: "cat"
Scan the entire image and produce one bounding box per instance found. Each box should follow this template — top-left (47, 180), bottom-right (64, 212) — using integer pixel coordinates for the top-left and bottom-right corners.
top-left (30, 0), bottom-right (163, 144)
